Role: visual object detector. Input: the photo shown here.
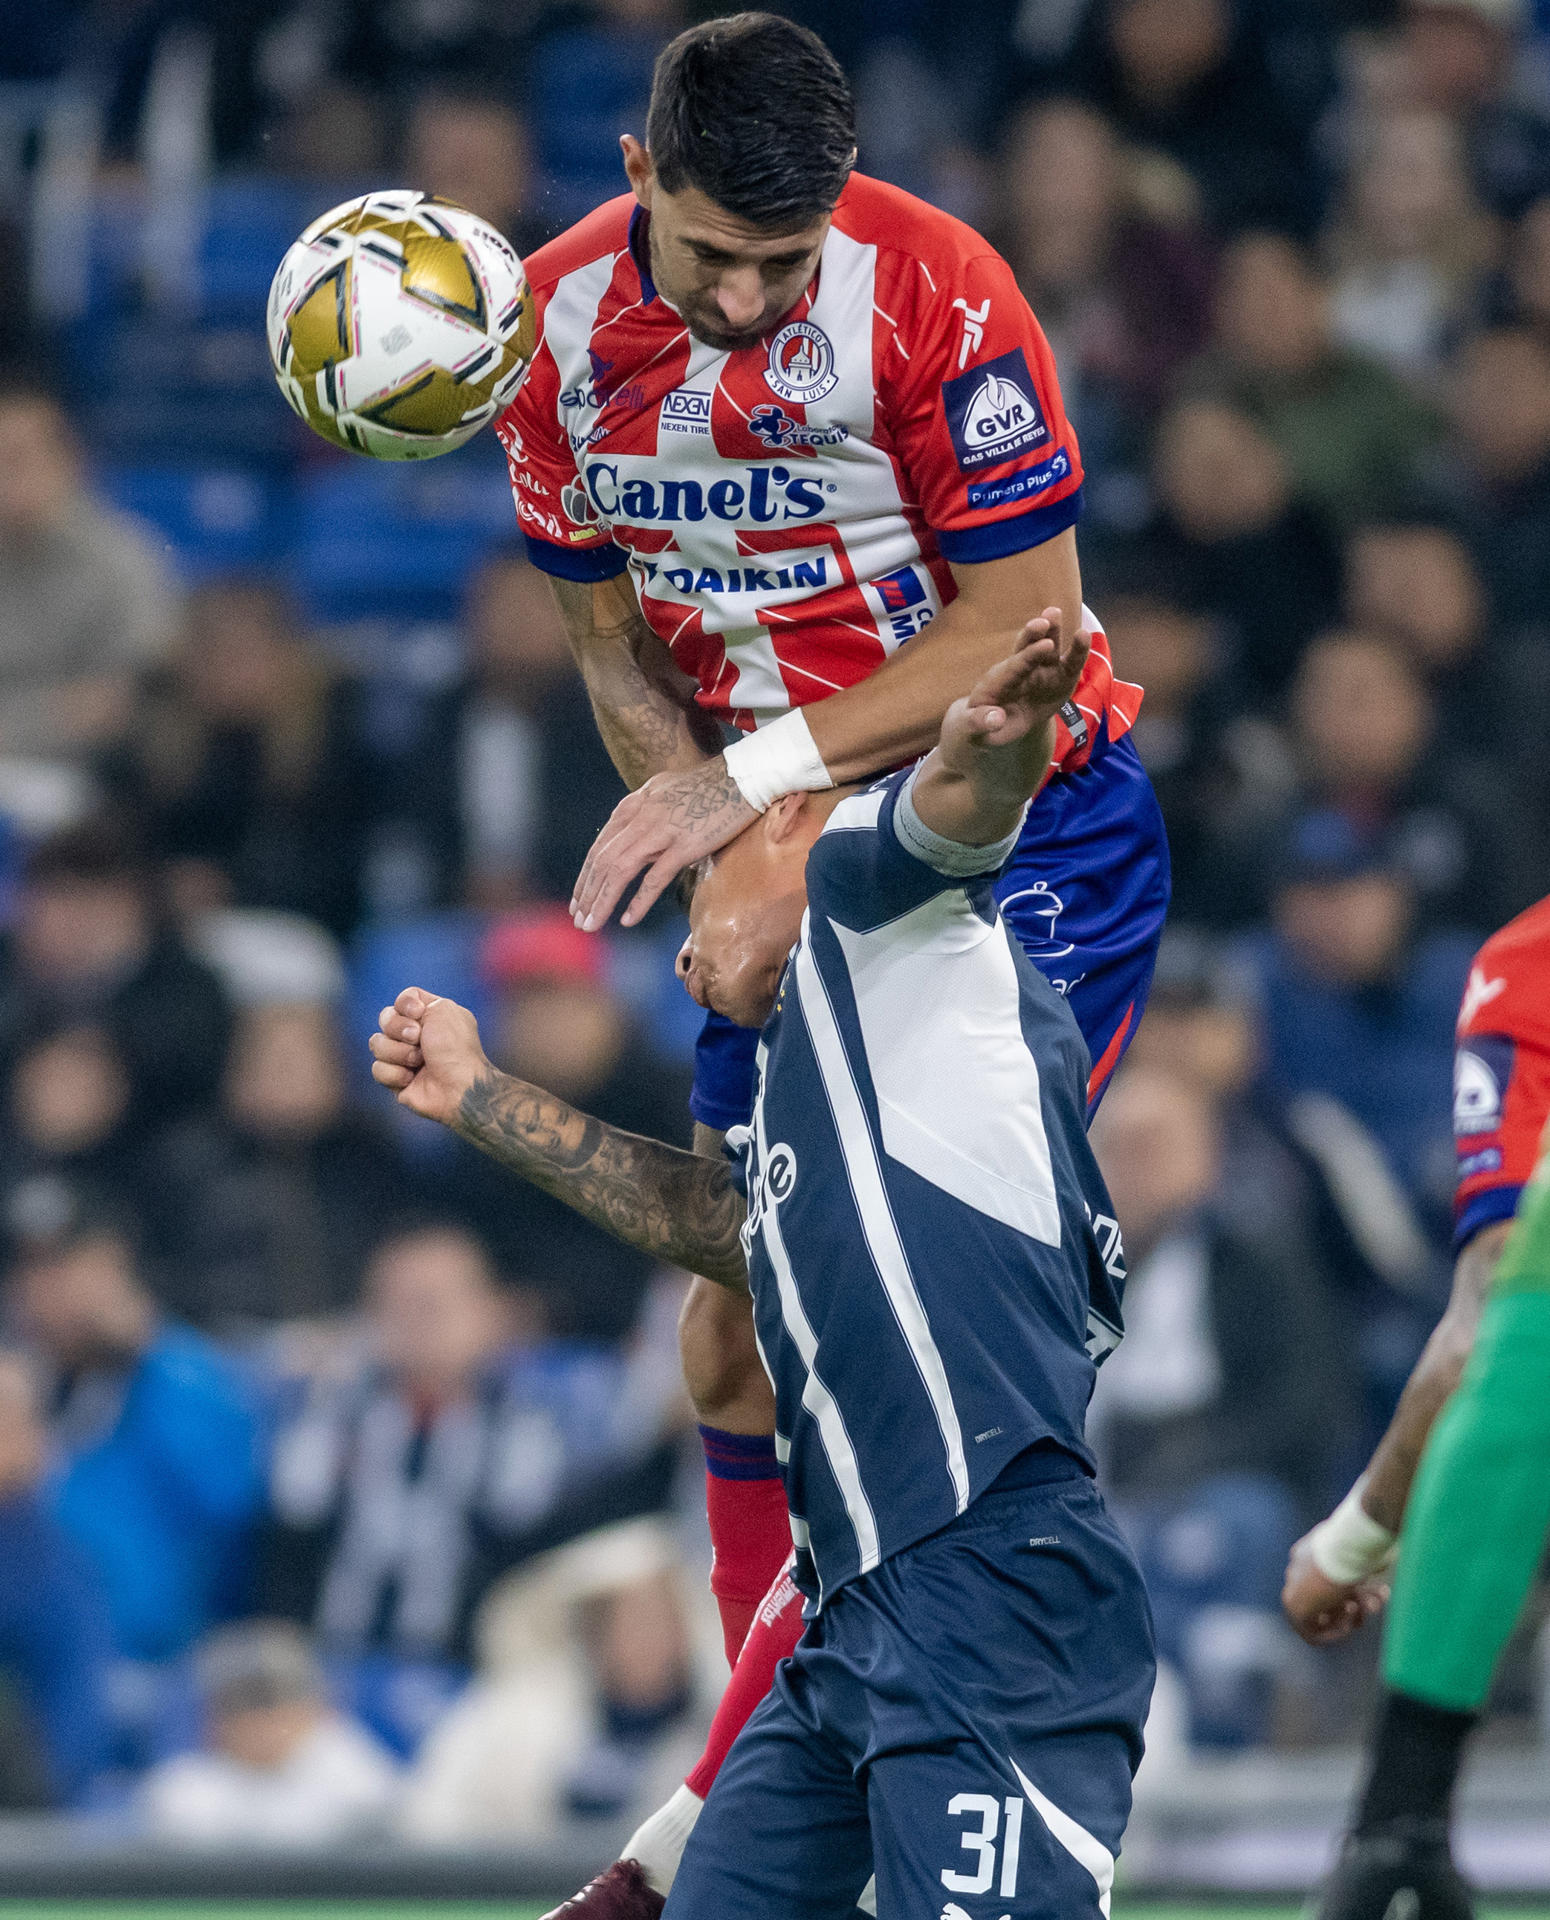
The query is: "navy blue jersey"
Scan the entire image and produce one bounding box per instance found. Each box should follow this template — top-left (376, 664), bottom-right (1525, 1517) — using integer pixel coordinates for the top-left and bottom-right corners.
top-left (729, 766), bottom-right (1127, 1605)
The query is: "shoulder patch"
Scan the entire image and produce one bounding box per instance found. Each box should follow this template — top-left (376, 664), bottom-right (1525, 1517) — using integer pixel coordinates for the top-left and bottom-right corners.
top-left (942, 347), bottom-right (1049, 471)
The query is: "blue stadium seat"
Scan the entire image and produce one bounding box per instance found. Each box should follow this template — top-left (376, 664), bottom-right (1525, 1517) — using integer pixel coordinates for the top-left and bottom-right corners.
top-left (197, 176), bottom-right (341, 320)
top-left (78, 312), bottom-right (302, 468)
top-left (96, 464), bottom-right (287, 581)
top-left (293, 448), bottom-right (519, 624)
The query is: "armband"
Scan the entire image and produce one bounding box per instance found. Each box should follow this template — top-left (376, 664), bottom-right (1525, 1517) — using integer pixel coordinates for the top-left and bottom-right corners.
top-left (1308, 1478), bottom-right (1398, 1585)
top-left (724, 709), bottom-right (833, 813)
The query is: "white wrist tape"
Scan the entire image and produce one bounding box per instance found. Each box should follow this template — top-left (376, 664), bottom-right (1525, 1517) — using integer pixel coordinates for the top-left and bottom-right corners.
top-left (723, 708), bottom-right (833, 813)
top-left (1308, 1479), bottom-right (1398, 1584)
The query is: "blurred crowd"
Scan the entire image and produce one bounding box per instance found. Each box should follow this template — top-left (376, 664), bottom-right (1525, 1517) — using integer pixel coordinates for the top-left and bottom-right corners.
top-left (0, 0), bottom-right (1540, 1837)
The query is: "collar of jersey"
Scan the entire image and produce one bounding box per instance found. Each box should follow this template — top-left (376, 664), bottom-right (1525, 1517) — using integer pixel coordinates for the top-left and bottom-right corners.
top-left (626, 204), bottom-right (657, 305)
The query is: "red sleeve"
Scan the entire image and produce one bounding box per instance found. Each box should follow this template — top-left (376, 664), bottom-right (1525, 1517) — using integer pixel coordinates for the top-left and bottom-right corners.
top-left (1452, 952), bottom-right (1550, 1249)
top-left (882, 248), bottom-right (1083, 565)
top-left (495, 313), bottom-right (628, 585)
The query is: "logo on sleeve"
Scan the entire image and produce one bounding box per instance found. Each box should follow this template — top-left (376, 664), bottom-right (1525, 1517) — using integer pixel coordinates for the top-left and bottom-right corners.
top-left (943, 348), bottom-right (1049, 470)
top-left (965, 448), bottom-right (1070, 511)
top-left (765, 322), bottom-right (838, 403)
top-left (1453, 1034), bottom-right (1514, 1136)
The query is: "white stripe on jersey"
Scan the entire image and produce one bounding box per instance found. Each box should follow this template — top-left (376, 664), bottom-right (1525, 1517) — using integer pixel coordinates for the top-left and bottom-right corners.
top-left (754, 1086), bottom-right (880, 1580)
top-left (1011, 1757), bottom-right (1115, 1918)
top-left (541, 254), bottom-right (618, 409)
top-left (828, 896), bottom-right (1062, 1247)
top-left (791, 933), bottom-right (972, 1516)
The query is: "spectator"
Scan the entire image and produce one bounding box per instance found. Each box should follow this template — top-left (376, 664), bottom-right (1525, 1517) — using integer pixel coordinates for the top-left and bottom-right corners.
top-left (1236, 809), bottom-right (1475, 1263)
top-left (1328, 108), bottom-right (1497, 376)
top-left (7, 1179), bottom-right (264, 1665)
top-left (108, 579), bottom-right (373, 941)
top-left (1180, 231), bottom-right (1444, 531)
top-left (999, 99), bottom-right (1216, 426)
top-left (0, 821), bottom-right (232, 1133)
top-left (2, 1024), bottom-right (137, 1199)
top-left (141, 1621), bottom-right (398, 1845)
top-left (1341, 515), bottom-right (1547, 781)
top-left (1101, 578), bottom-right (1296, 924)
top-left (142, 999), bottom-right (408, 1330)
top-left (1290, 629), bottom-right (1538, 932)
top-left (259, 1223), bottom-right (691, 1788)
top-left (1038, 0), bottom-right (1334, 236)
top-left (439, 908), bottom-right (693, 1338)
top-left (0, 1350), bottom-right (111, 1806)
top-left (1390, 0), bottom-right (1550, 219)
top-left (402, 91), bottom-right (551, 256)
top-left (0, 382), bottom-right (176, 808)
top-left (1090, 1065), bottom-right (1355, 1747)
top-left (1443, 323), bottom-right (1550, 627)
top-left (1149, 397), bottom-right (1342, 702)
top-left (381, 547), bottom-right (630, 914)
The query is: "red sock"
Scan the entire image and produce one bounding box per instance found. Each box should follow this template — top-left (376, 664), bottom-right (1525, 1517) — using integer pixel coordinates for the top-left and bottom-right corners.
top-left (699, 1425), bottom-right (792, 1667)
top-left (686, 1560), bottom-right (804, 1800)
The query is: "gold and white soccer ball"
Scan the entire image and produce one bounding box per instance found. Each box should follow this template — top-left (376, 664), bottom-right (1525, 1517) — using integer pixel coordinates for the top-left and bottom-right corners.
top-left (266, 189), bottom-right (536, 460)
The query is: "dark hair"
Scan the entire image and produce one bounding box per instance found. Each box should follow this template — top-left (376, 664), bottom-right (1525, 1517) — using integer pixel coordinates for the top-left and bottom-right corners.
top-left (646, 13), bottom-right (855, 230)
top-left (23, 818), bottom-right (145, 892)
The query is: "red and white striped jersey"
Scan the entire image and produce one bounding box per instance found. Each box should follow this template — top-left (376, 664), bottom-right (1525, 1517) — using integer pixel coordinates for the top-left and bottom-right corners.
top-left (1452, 894), bottom-right (1550, 1250)
top-left (497, 172), bottom-right (1140, 771)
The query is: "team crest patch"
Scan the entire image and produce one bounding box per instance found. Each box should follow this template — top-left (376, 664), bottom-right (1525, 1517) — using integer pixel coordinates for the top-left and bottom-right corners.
top-left (765, 321), bottom-right (838, 403)
top-left (943, 347), bottom-right (1049, 470)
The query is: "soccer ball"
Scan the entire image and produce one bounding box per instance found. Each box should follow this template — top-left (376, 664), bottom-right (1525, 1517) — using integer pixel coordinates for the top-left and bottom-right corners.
top-left (266, 189), bottom-right (536, 460)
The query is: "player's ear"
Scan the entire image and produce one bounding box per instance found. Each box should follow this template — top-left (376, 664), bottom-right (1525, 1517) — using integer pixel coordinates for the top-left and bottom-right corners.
top-left (621, 135), bottom-right (653, 205)
top-left (762, 793), bottom-right (808, 847)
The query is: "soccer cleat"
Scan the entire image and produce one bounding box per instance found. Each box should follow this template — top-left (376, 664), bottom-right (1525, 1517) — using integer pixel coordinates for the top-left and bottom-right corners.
top-left (540, 1858), bottom-right (665, 1920)
top-left (1312, 1821), bottom-right (1475, 1920)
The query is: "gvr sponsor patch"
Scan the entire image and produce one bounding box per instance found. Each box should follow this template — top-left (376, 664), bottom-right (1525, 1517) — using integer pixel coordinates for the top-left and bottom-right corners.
top-left (966, 447), bottom-right (1070, 510)
top-left (1454, 1033), bottom-right (1515, 1136)
top-left (943, 347), bottom-right (1049, 471)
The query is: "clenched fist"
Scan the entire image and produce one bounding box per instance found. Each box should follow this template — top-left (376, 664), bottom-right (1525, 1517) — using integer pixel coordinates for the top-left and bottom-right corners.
top-left (368, 987), bottom-right (492, 1129)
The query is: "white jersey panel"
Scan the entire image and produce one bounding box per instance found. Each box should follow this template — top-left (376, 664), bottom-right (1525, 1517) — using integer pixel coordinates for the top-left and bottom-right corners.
top-left (829, 897), bottom-right (1063, 1247)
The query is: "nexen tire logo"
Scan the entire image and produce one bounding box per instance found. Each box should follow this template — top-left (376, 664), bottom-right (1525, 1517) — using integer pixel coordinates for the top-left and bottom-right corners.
top-left (583, 462), bottom-right (828, 524)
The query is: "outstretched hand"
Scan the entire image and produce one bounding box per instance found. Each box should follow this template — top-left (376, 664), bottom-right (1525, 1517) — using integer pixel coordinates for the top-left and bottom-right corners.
top-left (570, 758), bottom-right (757, 933)
top-left (936, 608), bottom-right (1090, 775)
top-left (1281, 1531), bottom-right (1390, 1646)
top-left (368, 987), bottom-right (493, 1128)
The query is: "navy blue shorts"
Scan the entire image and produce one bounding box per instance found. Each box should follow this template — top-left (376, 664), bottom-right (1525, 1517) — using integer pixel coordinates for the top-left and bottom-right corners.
top-left (690, 728), bottom-right (1171, 1132)
top-left (665, 1462), bottom-right (1156, 1920)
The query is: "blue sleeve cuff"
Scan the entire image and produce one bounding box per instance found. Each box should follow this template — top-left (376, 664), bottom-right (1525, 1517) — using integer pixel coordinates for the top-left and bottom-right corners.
top-left (1454, 1183), bottom-right (1523, 1253)
top-left (522, 531), bottom-right (630, 582)
top-left (934, 487), bottom-right (1083, 565)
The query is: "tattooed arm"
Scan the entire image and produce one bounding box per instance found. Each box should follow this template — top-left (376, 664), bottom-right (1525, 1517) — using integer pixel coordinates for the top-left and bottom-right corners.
top-left (369, 986), bottom-right (748, 1291)
top-left (548, 574), bottom-right (723, 789)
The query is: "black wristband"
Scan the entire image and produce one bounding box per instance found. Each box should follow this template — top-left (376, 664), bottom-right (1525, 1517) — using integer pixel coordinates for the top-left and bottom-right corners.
top-left (1354, 1688), bottom-right (1478, 1836)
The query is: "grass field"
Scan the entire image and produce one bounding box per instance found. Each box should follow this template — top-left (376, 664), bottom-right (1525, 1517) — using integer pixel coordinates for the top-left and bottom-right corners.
top-left (3, 1905), bottom-right (1549, 1920)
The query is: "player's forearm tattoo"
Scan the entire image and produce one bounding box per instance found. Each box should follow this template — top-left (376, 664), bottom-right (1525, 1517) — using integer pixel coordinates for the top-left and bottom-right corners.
top-left (455, 1069), bottom-right (749, 1291)
top-left (549, 578), bottom-right (717, 787)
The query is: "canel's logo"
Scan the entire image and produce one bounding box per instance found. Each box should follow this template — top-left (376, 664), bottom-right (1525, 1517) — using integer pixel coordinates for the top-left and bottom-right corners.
top-left (583, 461), bottom-right (830, 525)
top-left (765, 321), bottom-right (838, 403)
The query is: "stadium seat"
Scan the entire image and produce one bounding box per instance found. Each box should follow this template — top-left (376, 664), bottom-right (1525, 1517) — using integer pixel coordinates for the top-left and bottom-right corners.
top-left (96, 464), bottom-right (287, 581)
top-left (77, 312), bottom-right (302, 468)
top-left (293, 449), bottom-right (519, 624)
